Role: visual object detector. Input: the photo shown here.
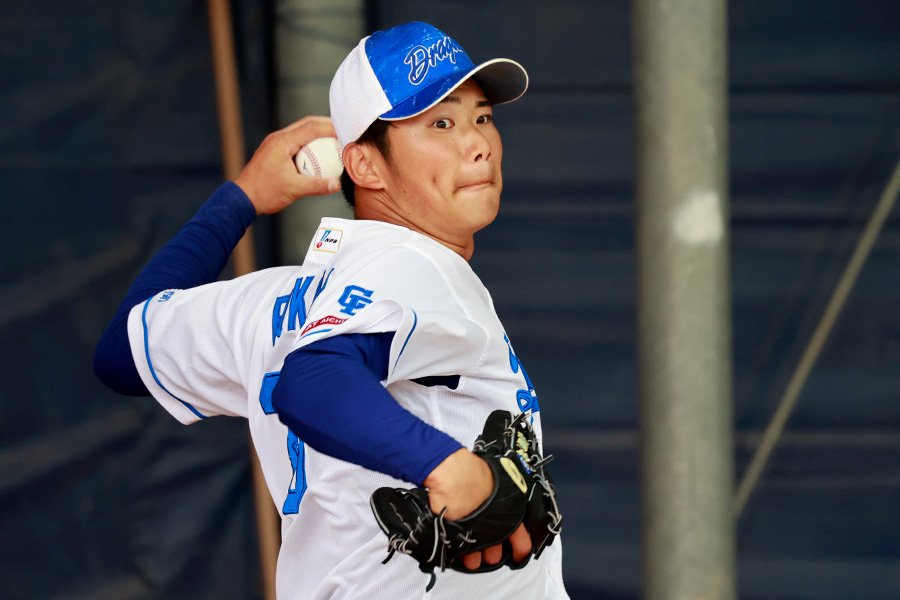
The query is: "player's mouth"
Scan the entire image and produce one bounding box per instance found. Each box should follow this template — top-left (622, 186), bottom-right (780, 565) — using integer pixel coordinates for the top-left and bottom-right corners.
top-left (457, 178), bottom-right (495, 192)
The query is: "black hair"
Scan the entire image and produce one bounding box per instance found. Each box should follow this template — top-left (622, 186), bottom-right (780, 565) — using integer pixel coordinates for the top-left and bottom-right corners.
top-left (341, 119), bottom-right (392, 208)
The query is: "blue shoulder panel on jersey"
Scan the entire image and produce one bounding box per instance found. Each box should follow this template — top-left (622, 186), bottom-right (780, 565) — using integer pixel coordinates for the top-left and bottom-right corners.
top-left (272, 332), bottom-right (463, 485)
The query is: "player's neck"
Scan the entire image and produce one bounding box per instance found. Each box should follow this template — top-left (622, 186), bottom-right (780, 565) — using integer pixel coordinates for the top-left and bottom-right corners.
top-left (354, 194), bottom-right (475, 261)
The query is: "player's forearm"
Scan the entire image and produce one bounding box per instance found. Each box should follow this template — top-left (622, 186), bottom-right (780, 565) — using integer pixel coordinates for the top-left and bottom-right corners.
top-left (134, 181), bottom-right (257, 292)
top-left (93, 182), bottom-right (256, 396)
top-left (272, 333), bottom-right (464, 485)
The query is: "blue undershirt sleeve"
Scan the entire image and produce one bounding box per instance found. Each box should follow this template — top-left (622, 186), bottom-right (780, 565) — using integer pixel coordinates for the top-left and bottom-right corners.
top-left (93, 182), bottom-right (257, 396)
top-left (272, 332), bottom-right (464, 485)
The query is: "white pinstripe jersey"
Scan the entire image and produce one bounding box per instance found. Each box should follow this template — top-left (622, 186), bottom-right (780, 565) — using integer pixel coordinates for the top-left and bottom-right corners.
top-left (127, 217), bottom-right (568, 600)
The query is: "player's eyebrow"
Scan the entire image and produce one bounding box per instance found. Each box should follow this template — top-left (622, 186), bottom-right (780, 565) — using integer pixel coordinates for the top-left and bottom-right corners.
top-left (438, 95), bottom-right (492, 107)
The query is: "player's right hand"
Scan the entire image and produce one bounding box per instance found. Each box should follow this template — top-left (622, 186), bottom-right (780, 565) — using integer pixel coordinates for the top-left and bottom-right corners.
top-left (234, 116), bottom-right (341, 215)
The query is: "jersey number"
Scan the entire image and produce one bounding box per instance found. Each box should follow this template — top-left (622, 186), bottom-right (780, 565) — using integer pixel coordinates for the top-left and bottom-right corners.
top-left (260, 372), bottom-right (306, 514)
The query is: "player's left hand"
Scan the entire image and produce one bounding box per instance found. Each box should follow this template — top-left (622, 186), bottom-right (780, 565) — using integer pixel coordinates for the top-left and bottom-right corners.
top-left (234, 116), bottom-right (341, 215)
top-left (460, 522), bottom-right (531, 570)
top-left (425, 450), bottom-right (532, 570)
top-left (369, 411), bottom-right (562, 589)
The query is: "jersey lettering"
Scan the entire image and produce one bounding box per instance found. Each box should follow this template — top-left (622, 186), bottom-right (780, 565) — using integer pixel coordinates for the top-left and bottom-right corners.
top-left (312, 268), bottom-right (334, 306)
top-left (272, 296), bottom-right (290, 345)
top-left (505, 333), bottom-right (519, 373)
top-left (271, 274), bottom-right (322, 345)
top-left (338, 285), bottom-right (374, 316)
top-left (505, 333), bottom-right (540, 415)
top-left (287, 276), bottom-right (315, 332)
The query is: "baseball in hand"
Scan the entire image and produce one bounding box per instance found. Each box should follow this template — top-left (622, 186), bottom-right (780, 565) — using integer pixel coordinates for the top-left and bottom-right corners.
top-left (295, 137), bottom-right (344, 179)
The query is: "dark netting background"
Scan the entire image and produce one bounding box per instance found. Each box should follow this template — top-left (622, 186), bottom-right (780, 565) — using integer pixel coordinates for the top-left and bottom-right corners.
top-left (2, 1), bottom-right (899, 599)
top-left (0, 1), bottom-right (274, 598)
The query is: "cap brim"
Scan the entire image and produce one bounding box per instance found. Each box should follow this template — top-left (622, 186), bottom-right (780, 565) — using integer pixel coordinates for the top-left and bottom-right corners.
top-left (380, 58), bottom-right (528, 121)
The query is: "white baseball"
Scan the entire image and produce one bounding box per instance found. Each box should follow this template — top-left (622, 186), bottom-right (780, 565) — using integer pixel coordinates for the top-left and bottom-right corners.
top-left (294, 137), bottom-right (344, 178)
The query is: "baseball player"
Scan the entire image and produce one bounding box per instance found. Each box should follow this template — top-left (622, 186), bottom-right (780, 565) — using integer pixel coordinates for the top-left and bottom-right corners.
top-left (95, 21), bottom-right (567, 599)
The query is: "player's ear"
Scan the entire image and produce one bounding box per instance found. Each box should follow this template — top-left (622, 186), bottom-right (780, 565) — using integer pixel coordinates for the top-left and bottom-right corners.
top-left (342, 142), bottom-right (386, 190)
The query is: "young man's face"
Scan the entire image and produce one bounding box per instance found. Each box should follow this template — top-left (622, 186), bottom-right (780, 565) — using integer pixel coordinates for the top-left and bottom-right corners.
top-left (379, 79), bottom-right (503, 251)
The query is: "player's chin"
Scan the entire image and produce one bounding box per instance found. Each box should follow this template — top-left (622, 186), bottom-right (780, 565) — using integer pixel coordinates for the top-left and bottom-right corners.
top-left (465, 196), bottom-right (501, 231)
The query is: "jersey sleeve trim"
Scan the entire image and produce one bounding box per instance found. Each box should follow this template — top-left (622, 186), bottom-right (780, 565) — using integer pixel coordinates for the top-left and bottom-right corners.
top-left (391, 309), bottom-right (417, 375)
top-left (139, 296), bottom-right (207, 421)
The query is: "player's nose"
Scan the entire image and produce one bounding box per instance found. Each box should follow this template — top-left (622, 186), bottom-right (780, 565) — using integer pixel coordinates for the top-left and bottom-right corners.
top-left (462, 124), bottom-right (493, 163)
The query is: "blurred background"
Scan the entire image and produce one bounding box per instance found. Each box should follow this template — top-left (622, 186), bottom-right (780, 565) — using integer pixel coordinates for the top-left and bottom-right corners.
top-left (2, 0), bottom-right (899, 598)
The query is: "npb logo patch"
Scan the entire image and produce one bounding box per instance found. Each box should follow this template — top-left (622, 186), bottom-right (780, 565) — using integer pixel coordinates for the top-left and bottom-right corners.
top-left (314, 227), bottom-right (343, 253)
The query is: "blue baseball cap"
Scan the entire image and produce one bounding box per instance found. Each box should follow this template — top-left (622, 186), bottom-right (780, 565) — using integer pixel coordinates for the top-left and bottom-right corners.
top-left (329, 21), bottom-right (529, 149)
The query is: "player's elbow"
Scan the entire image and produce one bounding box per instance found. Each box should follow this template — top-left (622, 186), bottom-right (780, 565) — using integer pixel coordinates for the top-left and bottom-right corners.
top-left (270, 374), bottom-right (291, 419)
top-left (93, 327), bottom-right (150, 397)
top-left (271, 347), bottom-right (344, 444)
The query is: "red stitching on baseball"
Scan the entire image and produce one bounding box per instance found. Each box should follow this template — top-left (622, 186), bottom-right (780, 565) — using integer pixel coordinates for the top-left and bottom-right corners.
top-left (305, 147), bottom-right (322, 177)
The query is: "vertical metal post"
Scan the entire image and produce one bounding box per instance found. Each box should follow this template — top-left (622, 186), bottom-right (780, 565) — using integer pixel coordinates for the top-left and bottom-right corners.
top-left (631, 1), bottom-right (737, 599)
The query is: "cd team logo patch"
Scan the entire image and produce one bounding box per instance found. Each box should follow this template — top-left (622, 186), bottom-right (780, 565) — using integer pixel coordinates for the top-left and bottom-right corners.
top-left (314, 227), bottom-right (343, 252)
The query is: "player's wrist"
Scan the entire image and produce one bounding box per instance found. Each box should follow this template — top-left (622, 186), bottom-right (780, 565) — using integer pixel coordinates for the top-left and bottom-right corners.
top-left (424, 448), bottom-right (494, 520)
top-left (232, 174), bottom-right (264, 215)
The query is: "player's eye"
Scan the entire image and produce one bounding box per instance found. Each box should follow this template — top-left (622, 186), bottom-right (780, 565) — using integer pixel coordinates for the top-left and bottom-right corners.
top-left (433, 118), bottom-right (453, 129)
top-left (476, 114), bottom-right (493, 125)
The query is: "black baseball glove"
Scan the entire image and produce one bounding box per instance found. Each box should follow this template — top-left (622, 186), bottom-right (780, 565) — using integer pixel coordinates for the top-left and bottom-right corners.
top-left (369, 410), bottom-right (562, 590)
top-left (502, 411), bottom-right (562, 568)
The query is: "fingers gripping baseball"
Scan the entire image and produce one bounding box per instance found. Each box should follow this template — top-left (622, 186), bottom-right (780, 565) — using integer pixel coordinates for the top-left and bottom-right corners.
top-left (233, 116), bottom-right (341, 215)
